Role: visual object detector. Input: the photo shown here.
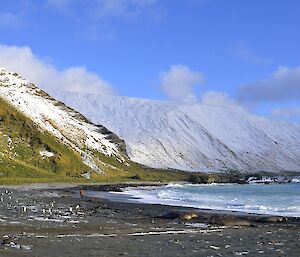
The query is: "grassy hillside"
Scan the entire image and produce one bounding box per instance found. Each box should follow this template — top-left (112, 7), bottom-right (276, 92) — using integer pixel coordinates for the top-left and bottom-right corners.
top-left (0, 98), bottom-right (190, 184)
top-left (1, 98), bottom-right (289, 185)
top-left (0, 98), bottom-right (93, 184)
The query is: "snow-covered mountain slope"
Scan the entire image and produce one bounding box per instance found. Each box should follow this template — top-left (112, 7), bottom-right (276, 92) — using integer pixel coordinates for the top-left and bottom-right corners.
top-left (54, 91), bottom-right (300, 173)
top-left (0, 68), bottom-right (127, 173)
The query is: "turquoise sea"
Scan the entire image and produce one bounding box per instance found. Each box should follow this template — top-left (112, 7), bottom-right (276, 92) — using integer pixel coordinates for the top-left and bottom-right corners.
top-left (119, 182), bottom-right (300, 217)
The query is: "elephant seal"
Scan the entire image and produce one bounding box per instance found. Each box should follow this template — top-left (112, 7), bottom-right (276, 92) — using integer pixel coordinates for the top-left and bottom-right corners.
top-left (257, 216), bottom-right (287, 223)
top-left (179, 212), bottom-right (199, 221)
top-left (157, 211), bottom-right (181, 219)
top-left (209, 217), bottom-right (252, 226)
top-left (157, 211), bottom-right (199, 220)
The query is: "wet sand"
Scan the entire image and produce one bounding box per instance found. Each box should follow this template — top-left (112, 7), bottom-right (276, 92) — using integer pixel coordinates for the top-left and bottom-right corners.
top-left (0, 183), bottom-right (299, 257)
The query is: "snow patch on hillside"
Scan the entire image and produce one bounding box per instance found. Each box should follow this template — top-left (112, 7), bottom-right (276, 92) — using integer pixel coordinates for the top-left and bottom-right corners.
top-left (0, 68), bottom-right (124, 171)
top-left (40, 150), bottom-right (55, 158)
top-left (54, 91), bottom-right (300, 173)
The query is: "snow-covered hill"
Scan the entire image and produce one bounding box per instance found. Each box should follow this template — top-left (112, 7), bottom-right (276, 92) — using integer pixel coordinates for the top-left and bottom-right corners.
top-left (0, 68), bottom-right (127, 172)
top-left (54, 91), bottom-right (300, 173)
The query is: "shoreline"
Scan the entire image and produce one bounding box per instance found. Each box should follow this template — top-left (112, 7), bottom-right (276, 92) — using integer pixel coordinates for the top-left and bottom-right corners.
top-left (77, 183), bottom-right (300, 222)
top-left (0, 183), bottom-right (299, 256)
top-left (2, 182), bottom-right (300, 220)
top-left (0, 181), bottom-right (169, 191)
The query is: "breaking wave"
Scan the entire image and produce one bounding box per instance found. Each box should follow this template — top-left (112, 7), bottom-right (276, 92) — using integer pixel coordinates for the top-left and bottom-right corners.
top-left (122, 183), bottom-right (300, 217)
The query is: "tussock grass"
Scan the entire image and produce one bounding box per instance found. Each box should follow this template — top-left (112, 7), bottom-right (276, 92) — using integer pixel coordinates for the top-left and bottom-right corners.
top-left (0, 98), bottom-right (90, 184)
top-left (0, 98), bottom-right (191, 185)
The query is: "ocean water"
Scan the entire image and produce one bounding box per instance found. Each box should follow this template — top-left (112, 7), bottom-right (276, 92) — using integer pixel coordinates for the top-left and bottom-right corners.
top-left (120, 182), bottom-right (300, 217)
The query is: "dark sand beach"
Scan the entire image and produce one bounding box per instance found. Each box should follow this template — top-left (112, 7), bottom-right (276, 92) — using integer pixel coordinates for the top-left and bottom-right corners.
top-left (0, 183), bottom-right (299, 257)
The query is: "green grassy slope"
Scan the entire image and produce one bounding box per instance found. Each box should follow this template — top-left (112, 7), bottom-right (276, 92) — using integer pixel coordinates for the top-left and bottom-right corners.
top-left (0, 98), bottom-right (190, 184)
top-left (0, 98), bottom-right (92, 184)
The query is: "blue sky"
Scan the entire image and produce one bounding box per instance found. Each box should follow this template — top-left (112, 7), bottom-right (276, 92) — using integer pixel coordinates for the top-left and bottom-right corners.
top-left (0, 0), bottom-right (300, 122)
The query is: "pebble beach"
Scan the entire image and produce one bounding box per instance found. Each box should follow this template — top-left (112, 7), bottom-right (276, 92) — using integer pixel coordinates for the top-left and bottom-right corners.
top-left (0, 183), bottom-right (299, 257)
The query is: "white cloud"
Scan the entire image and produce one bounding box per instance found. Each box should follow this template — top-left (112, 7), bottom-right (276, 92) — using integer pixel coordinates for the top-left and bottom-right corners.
top-left (0, 45), bottom-right (114, 95)
top-left (47, 0), bottom-right (166, 21)
top-left (94, 0), bottom-right (162, 19)
top-left (201, 91), bottom-right (237, 107)
top-left (47, 0), bottom-right (71, 9)
top-left (232, 40), bottom-right (272, 65)
top-left (272, 107), bottom-right (300, 122)
top-left (201, 91), bottom-right (249, 113)
top-left (46, 0), bottom-right (166, 41)
top-left (0, 13), bottom-right (23, 28)
top-left (160, 65), bottom-right (204, 100)
top-left (237, 66), bottom-right (300, 104)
